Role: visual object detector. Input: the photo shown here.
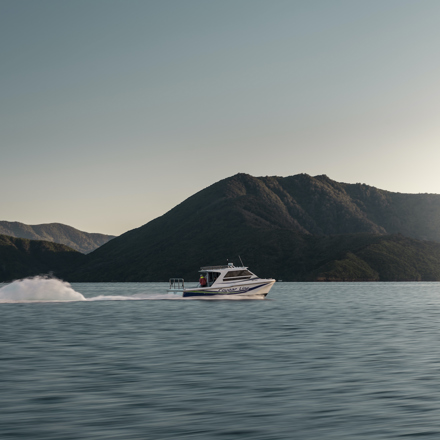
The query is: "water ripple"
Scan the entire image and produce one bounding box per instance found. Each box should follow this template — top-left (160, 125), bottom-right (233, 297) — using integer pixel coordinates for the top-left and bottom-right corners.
top-left (1, 282), bottom-right (440, 439)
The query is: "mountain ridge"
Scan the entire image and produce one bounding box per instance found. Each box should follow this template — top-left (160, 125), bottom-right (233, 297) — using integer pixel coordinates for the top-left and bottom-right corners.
top-left (0, 221), bottom-right (115, 254)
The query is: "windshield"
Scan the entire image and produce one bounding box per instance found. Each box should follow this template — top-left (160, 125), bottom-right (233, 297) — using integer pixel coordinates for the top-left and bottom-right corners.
top-left (223, 270), bottom-right (253, 281)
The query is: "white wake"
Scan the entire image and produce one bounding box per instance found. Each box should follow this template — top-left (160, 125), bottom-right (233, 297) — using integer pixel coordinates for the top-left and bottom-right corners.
top-left (0, 277), bottom-right (183, 303)
top-left (88, 293), bottom-right (182, 301)
top-left (0, 277), bottom-right (86, 302)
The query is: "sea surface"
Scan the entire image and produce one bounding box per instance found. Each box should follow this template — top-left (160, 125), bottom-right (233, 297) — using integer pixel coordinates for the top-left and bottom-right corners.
top-left (1, 280), bottom-right (440, 439)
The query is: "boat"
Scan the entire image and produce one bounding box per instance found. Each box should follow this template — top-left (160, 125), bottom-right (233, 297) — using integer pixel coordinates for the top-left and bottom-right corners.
top-left (168, 263), bottom-right (275, 298)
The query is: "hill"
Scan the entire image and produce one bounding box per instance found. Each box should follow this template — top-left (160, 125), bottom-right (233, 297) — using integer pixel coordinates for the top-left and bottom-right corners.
top-left (0, 235), bottom-right (85, 282)
top-left (298, 233), bottom-right (440, 282)
top-left (0, 221), bottom-right (115, 254)
top-left (65, 173), bottom-right (440, 282)
top-left (225, 173), bottom-right (440, 240)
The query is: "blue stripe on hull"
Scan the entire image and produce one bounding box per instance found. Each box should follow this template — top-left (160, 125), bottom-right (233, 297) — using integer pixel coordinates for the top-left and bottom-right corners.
top-left (182, 283), bottom-right (267, 297)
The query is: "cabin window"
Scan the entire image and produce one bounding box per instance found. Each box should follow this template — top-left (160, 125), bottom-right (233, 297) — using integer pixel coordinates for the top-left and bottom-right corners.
top-left (209, 272), bottom-right (221, 284)
top-left (223, 270), bottom-right (253, 280)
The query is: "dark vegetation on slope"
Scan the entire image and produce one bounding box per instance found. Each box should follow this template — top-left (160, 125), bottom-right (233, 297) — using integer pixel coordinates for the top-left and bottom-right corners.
top-left (0, 235), bottom-right (85, 282)
top-left (65, 173), bottom-right (440, 282)
top-left (0, 221), bottom-right (115, 254)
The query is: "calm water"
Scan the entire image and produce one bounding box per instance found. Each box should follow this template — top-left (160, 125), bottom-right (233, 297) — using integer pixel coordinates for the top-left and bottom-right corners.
top-left (1, 281), bottom-right (440, 439)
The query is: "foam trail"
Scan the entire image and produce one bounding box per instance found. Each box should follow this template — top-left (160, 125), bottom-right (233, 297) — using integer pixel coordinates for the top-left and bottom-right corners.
top-left (88, 293), bottom-right (182, 301)
top-left (0, 277), bottom-right (86, 303)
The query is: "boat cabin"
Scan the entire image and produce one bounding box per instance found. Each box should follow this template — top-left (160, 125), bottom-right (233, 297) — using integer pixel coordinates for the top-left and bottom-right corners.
top-left (198, 263), bottom-right (256, 287)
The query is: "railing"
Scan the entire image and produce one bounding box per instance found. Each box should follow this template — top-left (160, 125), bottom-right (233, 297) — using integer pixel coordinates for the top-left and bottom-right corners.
top-left (169, 278), bottom-right (185, 290)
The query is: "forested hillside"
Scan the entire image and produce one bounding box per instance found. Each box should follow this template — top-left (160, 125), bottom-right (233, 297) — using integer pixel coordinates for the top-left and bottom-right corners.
top-left (0, 235), bottom-right (85, 282)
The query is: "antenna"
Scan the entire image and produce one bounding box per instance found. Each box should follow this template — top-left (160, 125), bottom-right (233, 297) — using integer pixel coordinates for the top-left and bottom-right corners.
top-left (238, 255), bottom-right (244, 267)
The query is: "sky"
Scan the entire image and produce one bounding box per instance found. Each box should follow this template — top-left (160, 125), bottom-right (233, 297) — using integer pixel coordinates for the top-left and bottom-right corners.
top-left (1, 0), bottom-right (440, 235)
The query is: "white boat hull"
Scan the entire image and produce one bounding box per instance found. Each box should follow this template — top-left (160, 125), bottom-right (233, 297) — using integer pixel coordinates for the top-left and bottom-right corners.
top-left (181, 279), bottom-right (275, 298)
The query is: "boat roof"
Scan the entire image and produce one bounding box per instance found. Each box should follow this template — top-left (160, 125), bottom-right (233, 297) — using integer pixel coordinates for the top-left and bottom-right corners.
top-left (199, 264), bottom-right (248, 272)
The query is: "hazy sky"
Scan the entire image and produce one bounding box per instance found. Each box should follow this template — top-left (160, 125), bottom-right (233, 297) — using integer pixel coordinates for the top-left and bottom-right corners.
top-left (2, 0), bottom-right (440, 235)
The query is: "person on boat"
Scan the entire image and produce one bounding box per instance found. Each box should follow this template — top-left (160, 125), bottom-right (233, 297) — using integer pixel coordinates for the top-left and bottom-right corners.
top-left (199, 275), bottom-right (207, 287)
